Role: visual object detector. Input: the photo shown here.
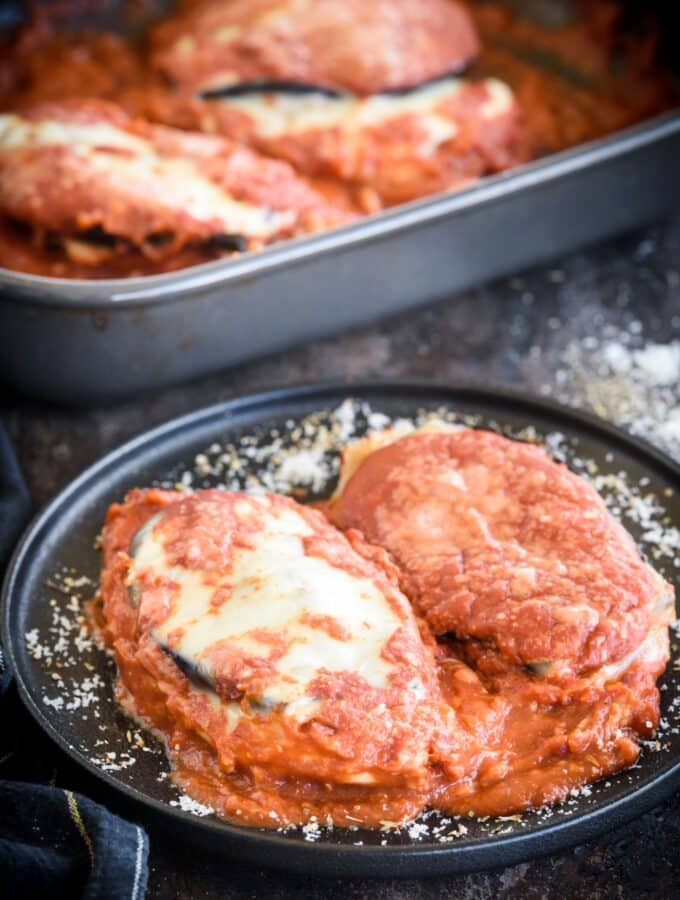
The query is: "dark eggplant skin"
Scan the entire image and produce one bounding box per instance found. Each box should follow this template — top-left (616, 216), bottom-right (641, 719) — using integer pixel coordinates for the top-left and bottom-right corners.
top-left (201, 80), bottom-right (343, 100)
top-left (127, 512), bottom-right (285, 710)
top-left (158, 645), bottom-right (285, 711)
top-left (525, 660), bottom-right (554, 676)
top-left (204, 234), bottom-right (249, 253)
top-left (198, 64), bottom-right (472, 102)
top-left (128, 511), bottom-right (165, 571)
top-left (127, 512), bottom-right (215, 690)
top-left (161, 644), bottom-right (215, 691)
top-left (368, 63), bottom-right (471, 96)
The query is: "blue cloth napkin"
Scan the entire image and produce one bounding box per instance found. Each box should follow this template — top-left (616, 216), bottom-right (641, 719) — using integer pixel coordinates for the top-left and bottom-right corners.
top-left (0, 424), bottom-right (150, 899)
top-left (0, 424), bottom-right (29, 696)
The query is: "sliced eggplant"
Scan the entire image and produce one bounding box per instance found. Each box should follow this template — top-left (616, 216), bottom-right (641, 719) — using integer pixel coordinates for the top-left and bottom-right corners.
top-left (128, 512), bottom-right (220, 694)
top-left (199, 65), bottom-right (473, 102)
top-left (374, 64), bottom-right (473, 96)
top-left (203, 233), bottom-right (249, 253)
top-left (161, 644), bottom-right (216, 693)
top-left (526, 583), bottom-right (674, 681)
top-left (201, 80), bottom-right (343, 100)
top-left (127, 507), bottom-right (286, 709)
top-left (525, 659), bottom-right (555, 677)
top-left (128, 511), bottom-right (165, 577)
top-left (125, 493), bottom-right (422, 723)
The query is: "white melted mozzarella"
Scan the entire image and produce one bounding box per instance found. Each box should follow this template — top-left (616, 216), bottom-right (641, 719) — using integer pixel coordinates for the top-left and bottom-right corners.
top-left (479, 79), bottom-right (514, 119)
top-left (218, 78), bottom-right (463, 144)
top-left (129, 499), bottom-right (413, 722)
top-left (0, 114), bottom-right (291, 238)
top-left (210, 77), bottom-right (513, 152)
top-left (586, 620), bottom-right (670, 686)
top-left (0, 116), bottom-right (150, 154)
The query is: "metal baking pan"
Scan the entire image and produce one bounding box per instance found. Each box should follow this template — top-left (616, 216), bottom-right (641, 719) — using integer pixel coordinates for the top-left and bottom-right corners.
top-left (0, 4), bottom-right (679, 405)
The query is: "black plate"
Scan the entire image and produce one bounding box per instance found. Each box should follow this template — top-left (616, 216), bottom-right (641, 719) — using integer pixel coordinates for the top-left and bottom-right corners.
top-left (3, 381), bottom-right (680, 878)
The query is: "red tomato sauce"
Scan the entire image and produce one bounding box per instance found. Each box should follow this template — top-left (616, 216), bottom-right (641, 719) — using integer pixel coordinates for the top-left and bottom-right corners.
top-left (96, 473), bottom-right (671, 829)
top-left (0, 2), bottom-right (675, 279)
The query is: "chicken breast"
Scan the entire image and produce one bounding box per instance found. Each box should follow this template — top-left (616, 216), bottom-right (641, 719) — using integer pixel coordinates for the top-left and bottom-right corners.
top-left (150, 75), bottom-right (526, 208)
top-left (327, 426), bottom-right (675, 678)
top-left (144, 0), bottom-right (522, 209)
top-left (0, 99), bottom-right (351, 260)
top-left (108, 488), bottom-right (443, 792)
top-left (151, 0), bottom-right (479, 97)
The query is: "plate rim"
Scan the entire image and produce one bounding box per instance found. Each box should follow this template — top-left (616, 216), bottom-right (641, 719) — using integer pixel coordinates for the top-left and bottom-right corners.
top-left (3, 378), bottom-right (680, 875)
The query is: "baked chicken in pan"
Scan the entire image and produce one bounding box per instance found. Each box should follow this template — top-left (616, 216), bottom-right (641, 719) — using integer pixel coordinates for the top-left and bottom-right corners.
top-left (0, 0), bottom-right (674, 277)
top-left (0, 99), bottom-right (353, 275)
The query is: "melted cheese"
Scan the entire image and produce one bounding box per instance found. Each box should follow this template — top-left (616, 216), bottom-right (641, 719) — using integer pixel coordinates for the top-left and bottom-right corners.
top-left (0, 114), bottom-right (292, 238)
top-left (585, 619), bottom-right (671, 686)
top-left (334, 419), bottom-right (466, 499)
top-left (215, 78), bottom-right (463, 143)
top-left (129, 497), bottom-right (417, 723)
top-left (207, 77), bottom-right (513, 153)
top-left (480, 79), bottom-right (514, 119)
top-left (0, 116), bottom-right (149, 154)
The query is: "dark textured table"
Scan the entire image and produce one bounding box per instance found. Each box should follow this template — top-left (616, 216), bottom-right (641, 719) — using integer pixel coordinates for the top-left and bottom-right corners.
top-left (3, 216), bottom-right (680, 899)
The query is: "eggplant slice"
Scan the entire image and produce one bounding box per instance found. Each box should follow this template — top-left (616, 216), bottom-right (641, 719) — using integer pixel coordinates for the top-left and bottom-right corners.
top-left (201, 80), bottom-right (344, 101)
top-left (0, 98), bottom-right (353, 265)
top-left (151, 0), bottom-right (480, 97)
top-left (125, 490), bottom-right (433, 720)
top-left (199, 66), bottom-right (477, 102)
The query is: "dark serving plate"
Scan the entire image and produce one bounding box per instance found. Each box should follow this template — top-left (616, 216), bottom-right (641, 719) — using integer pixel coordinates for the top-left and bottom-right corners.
top-left (3, 381), bottom-right (680, 877)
